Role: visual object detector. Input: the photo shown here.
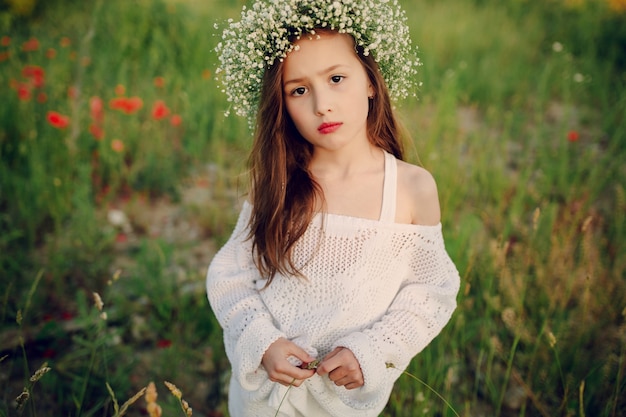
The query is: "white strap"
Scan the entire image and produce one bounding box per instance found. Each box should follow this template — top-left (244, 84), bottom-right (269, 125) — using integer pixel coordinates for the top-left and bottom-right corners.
top-left (379, 151), bottom-right (397, 223)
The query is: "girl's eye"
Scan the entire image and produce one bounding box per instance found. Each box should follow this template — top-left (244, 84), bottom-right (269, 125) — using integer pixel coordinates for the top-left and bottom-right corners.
top-left (330, 75), bottom-right (344, 84)
top-left (291, 87), bottom-right (307, 96)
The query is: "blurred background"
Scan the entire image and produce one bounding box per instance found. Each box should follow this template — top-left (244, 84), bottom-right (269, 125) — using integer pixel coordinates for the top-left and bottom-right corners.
top-left (0, 0), bottom-right (624, 416)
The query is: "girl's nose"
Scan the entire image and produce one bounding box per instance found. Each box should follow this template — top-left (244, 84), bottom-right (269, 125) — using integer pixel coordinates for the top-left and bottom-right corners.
top-left (313, 90), bottom-right (332, 116)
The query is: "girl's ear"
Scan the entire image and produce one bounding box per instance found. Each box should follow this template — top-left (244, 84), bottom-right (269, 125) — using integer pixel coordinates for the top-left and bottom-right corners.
top-left (368, 84), bottom-right (375, 99)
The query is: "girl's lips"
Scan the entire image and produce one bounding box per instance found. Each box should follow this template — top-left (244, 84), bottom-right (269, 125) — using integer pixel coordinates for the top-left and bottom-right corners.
top-left (318, 122), bottom-right (342, 134)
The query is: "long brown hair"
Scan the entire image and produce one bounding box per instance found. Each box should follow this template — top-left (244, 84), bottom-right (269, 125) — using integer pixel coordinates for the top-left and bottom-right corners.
top-left (248, 31), bottom-right (406, 284)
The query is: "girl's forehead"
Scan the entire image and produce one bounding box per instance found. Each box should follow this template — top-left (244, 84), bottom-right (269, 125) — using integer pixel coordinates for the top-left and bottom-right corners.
top-left (285, 32), bottom-right (356, 62)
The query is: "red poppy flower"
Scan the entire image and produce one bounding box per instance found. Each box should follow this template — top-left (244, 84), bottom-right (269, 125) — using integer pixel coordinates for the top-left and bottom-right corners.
top-left (16, 83), bottom-right (31, 101)
top-left (156, 339), bottom-right (172, 349)
top-left (22, 65), bottom-right (45, 88)
top-left (0, 36), bottom-right (10, 47)
top-left (60, 37), bottom-right (71, 48)
top-left (46, 48), bottom-right (57, 59)
top-left (170, 114), bottom-right (182, 127)
top-left (114, 84), bottom-right (126, 96)
top-left (67, 86), bottom-right (77, 99)
top-left (0, 51), bottom-right (9, 62)
top-left (47, 111), bottom-right (70, 129)
top-left (22, 37), bottom-right (39, 52)
top-left (60, 311), bottom-right (74, 321)
top-left (42, 348), bottom-right (56, 358)
top-left (153, 76), bottom-right (165, 88)
top-left (111, 139), bottom-right (125, 153)
top-left (567, 130), bottom-right (579, 142)
top-left (151, 100), bottom-right (170, 120)
top-left (90, 96), bottom-right (104, 122)
top-left (37, 92), bottom-right (47, 103)
top-left (89, 124), bottom-right (104, 140)
top-left (109, 96), bottom-right (143, 114)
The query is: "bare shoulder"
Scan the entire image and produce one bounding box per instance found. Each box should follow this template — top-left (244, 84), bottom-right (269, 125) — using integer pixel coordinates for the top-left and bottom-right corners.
top-left (396, 159), bottom-right (441, 226)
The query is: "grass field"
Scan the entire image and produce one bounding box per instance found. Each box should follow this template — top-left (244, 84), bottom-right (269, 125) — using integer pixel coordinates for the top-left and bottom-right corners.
top-left (1, 0), bottom-right (625, 416)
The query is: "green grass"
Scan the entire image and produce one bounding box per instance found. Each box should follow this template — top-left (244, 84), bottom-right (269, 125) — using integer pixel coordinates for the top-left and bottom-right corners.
top-left (1, 0), bottom-right (625, 415)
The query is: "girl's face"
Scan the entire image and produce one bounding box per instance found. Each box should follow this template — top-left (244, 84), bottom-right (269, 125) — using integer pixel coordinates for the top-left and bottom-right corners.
top-left (282, 32), bottom-right (374, 153)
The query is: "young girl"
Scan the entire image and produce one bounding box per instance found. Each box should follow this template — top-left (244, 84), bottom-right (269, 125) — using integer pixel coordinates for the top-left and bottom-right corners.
top-left (207, 1), bottom-right (460, 416)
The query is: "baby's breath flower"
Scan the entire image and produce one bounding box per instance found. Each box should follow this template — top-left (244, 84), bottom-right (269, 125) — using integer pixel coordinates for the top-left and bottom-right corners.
top-left (215, 0), bottom-right (420, 125)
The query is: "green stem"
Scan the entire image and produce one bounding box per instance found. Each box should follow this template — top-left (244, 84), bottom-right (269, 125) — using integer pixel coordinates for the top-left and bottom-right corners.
top-left (496, 335), bottom-right (520, 416)
top-left (273, 378), bottom-right (296, 417)
top-left (387, 363), bottom-right (460, 417)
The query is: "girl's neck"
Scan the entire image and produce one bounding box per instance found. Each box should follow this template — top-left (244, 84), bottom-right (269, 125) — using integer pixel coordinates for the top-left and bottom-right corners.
top-left (309, 142), bottom-right (383, 180)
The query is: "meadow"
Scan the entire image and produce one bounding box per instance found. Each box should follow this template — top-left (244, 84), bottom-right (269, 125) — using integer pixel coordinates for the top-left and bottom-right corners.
top-left (0, 0), bottom-right (625, 416)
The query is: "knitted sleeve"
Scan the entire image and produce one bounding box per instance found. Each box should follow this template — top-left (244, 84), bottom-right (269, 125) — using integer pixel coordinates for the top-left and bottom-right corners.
top-left (331, 226), bottom-right (460, 409)
top-left (206, 202), bottom-right (286, 390)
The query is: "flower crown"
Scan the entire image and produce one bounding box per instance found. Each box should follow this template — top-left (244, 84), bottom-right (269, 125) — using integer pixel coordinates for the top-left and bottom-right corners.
top-left (215, 0), bottom-right (420, 124)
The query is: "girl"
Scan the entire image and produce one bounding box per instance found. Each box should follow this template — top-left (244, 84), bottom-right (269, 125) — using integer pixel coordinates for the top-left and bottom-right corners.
top-left (207, 1), bottom-right (460, 416)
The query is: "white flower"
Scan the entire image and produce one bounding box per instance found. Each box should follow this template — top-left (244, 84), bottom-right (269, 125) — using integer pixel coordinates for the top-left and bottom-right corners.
top-left (215, 0), bottom-right (421, 126)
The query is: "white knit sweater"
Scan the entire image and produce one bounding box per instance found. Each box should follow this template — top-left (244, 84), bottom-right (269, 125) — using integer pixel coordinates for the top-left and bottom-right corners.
top-left (206, 152), bottom-right (460, 416)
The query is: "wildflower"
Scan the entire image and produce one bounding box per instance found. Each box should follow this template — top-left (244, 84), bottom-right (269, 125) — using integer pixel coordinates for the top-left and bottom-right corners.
top-left (145, 382), bottom-right (163, 417)
top-left (112, 269), bottom-right (122, 281)
top-left (300, 359), bottom-right (320, 369)
top-left (115, 84), bottom-right (126, 96)
top-left (16, 83), bottom-right (31, 101)
top-left (67, 86), bottom-right (77, 99)
top-left (567, 130), bottom-right (579, 142)
top-left (89, 124), bottom-right (105, 140)
top-left (202, 69), bottom-right (211, 79)
top-left (111, 139), bottom-right (125, 153)
top-left (93, 292), bottom-right (104, 312)
top-left (156, 339), bottom-right (172, 349)
top-left (47, 111), bottom-right (70, 129)
top-left (181, 399), bottom-right (193, 416)
top-left (151, 100), bottom-right (170, 120)
top-left (60, 311), bottom-right (73, 320)
top-left (37, 92), bottom-right (47, 103)
top-left (170, 114), bottom-right (182, 127)
top-left (164, 381), bottom-right (182, 399)
top-left (153, 76), bottom-right (165, 88)
top-left (90, 96), bottom-right (104, 122)
top-left (0, 51), bottom-right (9, 62)
top-left (30, 362), bottom-right (51, 382)
top-left (15, 389), bottom-right (29, 410)
top-left (109, 96), bottom-right (143, 114)
top-left (22, 65), bottom-right (45, 88)
top-left (532, 207), bottom-right (540, 231)
top-left (46, 48), bottom-right (57, 59)
top-left (22, 37), bottom-right (39, 52)
top-left (42, 348), bottom-right (56, 358)
top-left (552, 42), bottom-right (563, 53)
top-left (1, 35), bottom-right (10, 46)
top-left (60, 37), bottom-right (71, 47)
top-left (547, 331), bottom-right (557, 348)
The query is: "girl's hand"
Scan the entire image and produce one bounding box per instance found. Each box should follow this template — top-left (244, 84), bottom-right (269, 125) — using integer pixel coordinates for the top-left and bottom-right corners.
top-left (262, 338), bottom-right (316, 387)
top-left (316, 347), bottom-right (364, 390)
